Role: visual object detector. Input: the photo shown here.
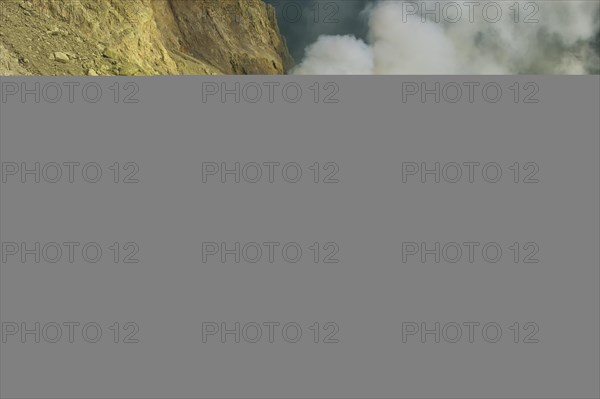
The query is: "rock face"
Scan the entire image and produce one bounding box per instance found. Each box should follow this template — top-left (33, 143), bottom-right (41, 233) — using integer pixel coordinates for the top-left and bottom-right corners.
top-left (0, 0), bottom-right (293, 76)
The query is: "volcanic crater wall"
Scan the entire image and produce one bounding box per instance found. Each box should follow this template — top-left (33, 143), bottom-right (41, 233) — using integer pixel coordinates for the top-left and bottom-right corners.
top-left (0, 0), bottom-right (293, 76)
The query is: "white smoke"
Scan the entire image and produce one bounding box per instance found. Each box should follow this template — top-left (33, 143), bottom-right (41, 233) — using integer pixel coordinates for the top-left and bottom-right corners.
top-left (292, 1), bottom-right (600, 74)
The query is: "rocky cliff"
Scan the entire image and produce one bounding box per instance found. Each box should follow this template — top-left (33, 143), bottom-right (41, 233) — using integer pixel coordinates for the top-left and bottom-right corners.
top-left (0, 0), bottom-right (293, 75)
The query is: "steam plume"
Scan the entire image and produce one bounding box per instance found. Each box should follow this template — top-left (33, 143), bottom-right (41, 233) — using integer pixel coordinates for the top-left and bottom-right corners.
top-left (291, 1), bottom-right (600, 74)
